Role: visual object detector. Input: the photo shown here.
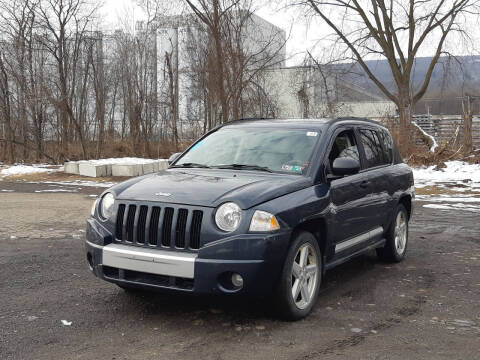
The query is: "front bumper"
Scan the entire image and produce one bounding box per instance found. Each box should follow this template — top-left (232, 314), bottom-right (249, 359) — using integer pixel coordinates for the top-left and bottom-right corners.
top-left (85, 218), bottom-right (291, 295)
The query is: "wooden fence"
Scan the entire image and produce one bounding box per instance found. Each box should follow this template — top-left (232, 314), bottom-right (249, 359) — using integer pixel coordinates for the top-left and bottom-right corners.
top-left (384, 115), bottom-right (480, 149)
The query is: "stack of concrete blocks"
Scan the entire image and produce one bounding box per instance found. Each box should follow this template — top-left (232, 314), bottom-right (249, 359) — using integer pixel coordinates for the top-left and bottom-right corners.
top-left (111, 164), bottom-right (144, 177)
top-left (64, 161), bottom-right (79, 174)
top-left (78, 162), bottom-right (111, 177)
top-left (64, 159), bottom-right (169, 178)
top-left (158, 159), bottom-right (169, 170)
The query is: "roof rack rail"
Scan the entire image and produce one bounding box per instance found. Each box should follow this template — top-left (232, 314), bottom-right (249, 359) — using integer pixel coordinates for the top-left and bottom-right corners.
top-left (230, 117), bottom-right (274, 122)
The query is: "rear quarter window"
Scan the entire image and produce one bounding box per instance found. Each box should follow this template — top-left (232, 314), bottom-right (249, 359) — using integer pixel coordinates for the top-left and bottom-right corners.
top-left (378, 129), bottom-right (394, 164)
top-left (359, 129), bottom-right (388, 168)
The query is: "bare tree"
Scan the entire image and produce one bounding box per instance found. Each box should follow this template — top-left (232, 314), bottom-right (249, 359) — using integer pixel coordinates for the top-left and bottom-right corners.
top-left (35, 0), bottom-right (101, 159)
top-left (297, 0), bottom-right (479, 152)
top-left (182, 0), bottom-right (286, 128)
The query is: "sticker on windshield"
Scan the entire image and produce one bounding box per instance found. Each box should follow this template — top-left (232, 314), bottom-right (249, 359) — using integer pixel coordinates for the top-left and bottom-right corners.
top-left (306, 131), bottom-right (318, 137)
top-left (282, 165), bottom-right (303, 173)
top-left (191, 140), bottom-right (204, 150)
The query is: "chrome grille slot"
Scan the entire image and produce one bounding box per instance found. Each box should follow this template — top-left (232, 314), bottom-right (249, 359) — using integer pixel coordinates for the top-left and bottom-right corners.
top-left (175, 209), bottom-right (188, 248)
top-left (125, 205), bottom-right (137, 242)
top-left (161, 207), bottom-right (174, 247)
top-left (114, 203), bottom-right (203, 251)
top-left (115, 204), bottom-right (126, 240)
top-left (148, 206), bottom-right (161, 245)
top-left (190, 210), bottom-right (203, 250)
top-left (136, 205), bottom-right (148, 244)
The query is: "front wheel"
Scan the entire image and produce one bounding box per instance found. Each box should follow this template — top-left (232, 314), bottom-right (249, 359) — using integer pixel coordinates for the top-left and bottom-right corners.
top-left (275, 231), bottom-right (321, 320)
top-left (377, 204), bottom-right (409, 262)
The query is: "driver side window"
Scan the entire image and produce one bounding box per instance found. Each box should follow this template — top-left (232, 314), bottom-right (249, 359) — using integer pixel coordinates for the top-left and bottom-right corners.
top-left (327, 130), bottom-right (359, 174)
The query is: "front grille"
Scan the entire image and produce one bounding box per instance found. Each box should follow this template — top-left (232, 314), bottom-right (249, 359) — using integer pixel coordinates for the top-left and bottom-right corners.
top-left (115, 203), bottom-right (204, 250)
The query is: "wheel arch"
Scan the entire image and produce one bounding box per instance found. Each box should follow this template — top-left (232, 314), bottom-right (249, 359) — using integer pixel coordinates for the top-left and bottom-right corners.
top-left (291, 217), bottom-right (328, 259)
top-left (398, 194), bottom-right (412, 220)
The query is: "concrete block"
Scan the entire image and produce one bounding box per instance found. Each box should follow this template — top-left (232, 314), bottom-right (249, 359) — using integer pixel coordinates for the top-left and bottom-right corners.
top-left (64, 161), bottom-right (79, 174)
top-left (112, 164), bottom-right (143, 177)
top-left (152, 161), bottom-right (160, 172)
top-left (104, 164), bottom-right (112, 176)
top-left (158, 159), bottom-right (169, 170)
top-left (78, 163), bottom-right (108, 177)
top-left (142, 162), bottom-right (155, 174)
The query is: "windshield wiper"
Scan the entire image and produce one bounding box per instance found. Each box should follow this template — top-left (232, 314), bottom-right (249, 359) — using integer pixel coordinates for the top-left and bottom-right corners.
top-left (171, 162), bottom-right (211, 169)
top-left (213, 163), bottom-right (273, 173)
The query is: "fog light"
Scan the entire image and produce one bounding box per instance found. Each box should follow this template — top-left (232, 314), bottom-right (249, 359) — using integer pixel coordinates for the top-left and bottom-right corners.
top-left (231, 273), bottom-right (244, 288)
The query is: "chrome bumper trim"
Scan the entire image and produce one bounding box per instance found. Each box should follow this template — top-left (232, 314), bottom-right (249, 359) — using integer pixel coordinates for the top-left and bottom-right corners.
top-left (102, 244), bottom-right (197, 279)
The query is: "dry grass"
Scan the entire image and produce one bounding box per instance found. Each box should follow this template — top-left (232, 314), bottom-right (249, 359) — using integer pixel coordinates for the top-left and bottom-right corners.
top-left (415, 186), bottom-right (480, 197)
top-left (2, 171), bottom-right (128, 184)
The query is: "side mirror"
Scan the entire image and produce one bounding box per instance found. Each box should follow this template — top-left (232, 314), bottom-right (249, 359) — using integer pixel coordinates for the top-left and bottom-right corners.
top-left (331, 157), bottom-right (360, 177)
top-left (168, 152), bottom-right (182, 165)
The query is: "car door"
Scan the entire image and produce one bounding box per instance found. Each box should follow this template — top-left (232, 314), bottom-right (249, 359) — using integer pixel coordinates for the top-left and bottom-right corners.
top-left (325, 126), bottom-right (374, 255)
top-left (355, 126), bottom-right (392, 238)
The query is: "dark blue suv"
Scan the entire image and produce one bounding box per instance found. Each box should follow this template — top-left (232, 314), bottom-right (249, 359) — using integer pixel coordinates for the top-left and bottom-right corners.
top-left (86, 118), bottom-right (414, 320)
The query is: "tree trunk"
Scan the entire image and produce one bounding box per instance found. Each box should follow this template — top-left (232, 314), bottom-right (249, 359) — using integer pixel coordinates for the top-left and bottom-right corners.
top-left (397, 86), bottom-right (413, 155)
top-left (463, 96), bottom-right (473, 153)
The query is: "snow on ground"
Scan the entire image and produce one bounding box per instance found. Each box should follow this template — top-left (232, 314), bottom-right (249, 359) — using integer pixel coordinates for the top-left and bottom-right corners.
top-left (77, 157), bottom-right (164, 165)
top-left (0, 164), bottom-right (62, 177)
top-left (30, 180), bottom-right (117, 188)
top-left (413, 161), bottom-right (480, 212)
top-left (413, 161), bottom-right (480, 192)
top-left (423, 203), bottom-right (480, 212)
top-left (34, 189), bottom-right (79, 193)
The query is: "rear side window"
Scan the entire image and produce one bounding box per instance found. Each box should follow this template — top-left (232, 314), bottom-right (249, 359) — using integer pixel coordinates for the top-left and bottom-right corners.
top-left (378, 129), bottom-right (393, 164)
top-left (359, 129), bottom-right (386, 168)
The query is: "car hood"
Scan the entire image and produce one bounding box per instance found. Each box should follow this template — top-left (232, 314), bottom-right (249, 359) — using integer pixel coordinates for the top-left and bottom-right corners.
top-left (112, 169), bottom-right (312, 209)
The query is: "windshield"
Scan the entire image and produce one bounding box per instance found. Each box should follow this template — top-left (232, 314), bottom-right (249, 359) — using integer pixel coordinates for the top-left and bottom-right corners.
top-left (174, 127), bottom-right (321, 174)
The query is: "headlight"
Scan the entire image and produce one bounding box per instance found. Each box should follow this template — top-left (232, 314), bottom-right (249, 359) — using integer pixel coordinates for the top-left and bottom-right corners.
top-left (249, 210), bottom-right (280, 232)
top-left (215, 202), bottom-right (242, 232)
top-left (99, 193), bottom-right (115, 220)
top-left (91, 198), bottom-right (98, 217)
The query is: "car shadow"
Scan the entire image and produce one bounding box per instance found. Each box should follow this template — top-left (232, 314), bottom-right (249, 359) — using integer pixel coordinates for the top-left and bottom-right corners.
top-left (101, 250), bottom-right (384, 322)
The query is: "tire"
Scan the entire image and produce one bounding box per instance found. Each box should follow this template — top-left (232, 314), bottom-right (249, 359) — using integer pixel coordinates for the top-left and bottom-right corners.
top-left (275, 231), bottom-right (322, 321)
top-left (377, 204), bottom-right (409, 262)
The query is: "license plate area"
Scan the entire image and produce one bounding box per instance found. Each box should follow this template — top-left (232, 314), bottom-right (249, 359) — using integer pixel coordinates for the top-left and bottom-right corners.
top-left (102, 244), bottom-right (196, 279)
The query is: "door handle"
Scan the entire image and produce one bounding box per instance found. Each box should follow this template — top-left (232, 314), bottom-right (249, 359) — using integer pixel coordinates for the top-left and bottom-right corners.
top-left (359, 180), bottom-right (370, 189)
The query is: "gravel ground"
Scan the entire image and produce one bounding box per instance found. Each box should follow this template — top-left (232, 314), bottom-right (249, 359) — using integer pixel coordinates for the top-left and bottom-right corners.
top-left (0, 182), bottom-right (479, 360)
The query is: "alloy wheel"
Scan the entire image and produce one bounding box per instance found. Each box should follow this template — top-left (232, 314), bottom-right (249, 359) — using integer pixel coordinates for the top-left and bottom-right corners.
top-left (394, 211), bottom-right (407, 255)
top-left (291, 243), bottom-right (319, 310)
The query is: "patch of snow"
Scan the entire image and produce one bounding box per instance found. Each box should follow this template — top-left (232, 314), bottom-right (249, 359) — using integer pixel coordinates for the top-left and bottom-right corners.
top-left (0, 189), bottom-right (14, 192)
top-left (34, 189), bottom-right (78, 193)
top-left (416, 195), bottom-right (480, 203)
top-left (29, 180), bottom-right (117, 188)
top-left (423, 203), bottom-right (480, 212)
top-left (61, 320), bottom-right (72, 326)
top-left (413, 161), bottom-right (480, 192)
top-left (0, 165), bottom-right (55, 177)
top-left (412, 122), bottom-right (438, 152)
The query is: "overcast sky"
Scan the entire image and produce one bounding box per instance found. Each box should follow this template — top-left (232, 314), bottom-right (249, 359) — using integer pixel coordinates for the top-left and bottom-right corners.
top-left (101, 0), bottom-right (479, 67)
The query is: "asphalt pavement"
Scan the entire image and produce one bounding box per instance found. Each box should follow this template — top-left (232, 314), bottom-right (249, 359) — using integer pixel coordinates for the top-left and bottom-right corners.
top-left (1, 181), bottom-right (479, 360)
